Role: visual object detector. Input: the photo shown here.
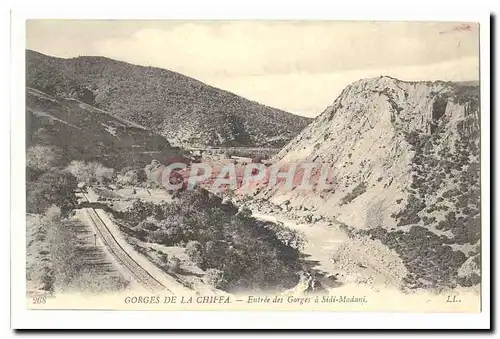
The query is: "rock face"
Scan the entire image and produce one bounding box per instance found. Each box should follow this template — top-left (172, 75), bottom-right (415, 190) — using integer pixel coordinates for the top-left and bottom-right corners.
top-left (264, 76), bottom-right (481, 289)
top-left (269, 76), bottom-right (479, 228)
top-left (26, 50), bottom-right (311, 148)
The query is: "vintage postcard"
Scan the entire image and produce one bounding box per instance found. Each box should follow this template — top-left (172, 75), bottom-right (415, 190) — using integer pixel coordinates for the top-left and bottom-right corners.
top-left (11, 11), bottom-right (490, 329)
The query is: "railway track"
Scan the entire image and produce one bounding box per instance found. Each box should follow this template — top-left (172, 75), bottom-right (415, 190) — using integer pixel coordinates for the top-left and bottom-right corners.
top-left (81, 193), bottom-right (168, 292)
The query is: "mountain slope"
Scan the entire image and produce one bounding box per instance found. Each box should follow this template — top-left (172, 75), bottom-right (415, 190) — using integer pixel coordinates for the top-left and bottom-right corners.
top-left (26, 50), bottom-right (311, 148)
top-left (26, 87), bottom-right (186, 169)
top-left (262, 76), bottom-right (480, 289)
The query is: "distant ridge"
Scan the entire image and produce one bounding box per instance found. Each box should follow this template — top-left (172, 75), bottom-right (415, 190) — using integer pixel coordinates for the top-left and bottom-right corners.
top-left (26, 50), bottom-right (312, 148)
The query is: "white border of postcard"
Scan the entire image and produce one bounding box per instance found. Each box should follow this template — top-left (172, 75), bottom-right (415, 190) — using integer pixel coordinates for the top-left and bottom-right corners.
top-left (9, 0), bottom-right (491, 330)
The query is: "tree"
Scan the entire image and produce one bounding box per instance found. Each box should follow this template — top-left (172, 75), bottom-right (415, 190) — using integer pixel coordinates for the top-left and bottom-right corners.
top-left (93, 163), bottom-right (114, 185)
top-left (204, 269), bottom-right (227, 289)
top-left (121, 200), bottom-right (155, 226)
top-left (27, 170), bottom-right (78, 214)
top-left (66, 160), bottom-right (92, 184)
top-left (116, 167), bottom-right (146, 187)
top-left (66, 160), bottom-right (114, 185)
top-left (26, 145), bottom-right (63, 171)
top-left (26, 166), bottom-right (44, 182)
top-left (185, 240), bottom-right (203, 265)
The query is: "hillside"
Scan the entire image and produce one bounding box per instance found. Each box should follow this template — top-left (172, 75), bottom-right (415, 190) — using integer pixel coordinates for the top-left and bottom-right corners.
top-left (26, 87), bottom-right (186, 170)
top-left (26, 50), bottom-right (311, 148)
top-left (259, 76), bottom-right (481, 289)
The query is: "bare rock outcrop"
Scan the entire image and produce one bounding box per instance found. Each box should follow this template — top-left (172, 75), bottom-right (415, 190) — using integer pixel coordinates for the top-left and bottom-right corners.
top-left (265, 76), bottom-right (479, 234)
top-left (260, 76), bottom-right (480, 289)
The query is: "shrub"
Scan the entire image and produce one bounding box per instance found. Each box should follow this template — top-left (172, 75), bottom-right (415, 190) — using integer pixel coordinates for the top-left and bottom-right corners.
top-left (117, 170), bottom-right (139, 187)
top-left (137, 219), bottom-right (160, 231)
top-left (148, 227), bottom-right (182, 246)
top-left (118, 188), bottom-right (301, 292)
top-left (27, 170), bottom-right (78, 214)
top-left (26, 145), bottom-right (64, 171)
top-left (120, 200), bottom-right (155, 226)
top-left (185, 240), bottom-right (203, 266)
top-left (458, 273), bottom-right (481, 287)
top-left (203, 240), bottom-right (229, 269)
top-left (117, 166), bottom-right (147, 186)
top-left (36, 209), bottom-right (129, 293)
top-left (66, 160), bottom-right (114, 185)
top-left (26, 166), bottom-right (44, 183)
top-left (265, 221), bottom-right (305, 250)
top-left (204, 269), bottom-right (227, 289)
top-left (340, 181), bottom-right (367, 205)
top-left (394, 195), bottom-right (426, 226)
top-left (167, 256), bottom-right (181, 274)
top-left (236, 207), bottom-right (253, 219)
top-left (157, 252), bottom-right (181, 274)
top-left (365, 226), bottom-right (468, 289)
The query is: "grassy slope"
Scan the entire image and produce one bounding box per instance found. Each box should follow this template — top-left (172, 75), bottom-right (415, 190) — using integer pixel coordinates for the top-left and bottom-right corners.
top-left (26, 87), bottom-right (187, 170)
top-left (26, 50), bottom-right (312, 147)
top-left (26, 211), bottom-right (130, 295)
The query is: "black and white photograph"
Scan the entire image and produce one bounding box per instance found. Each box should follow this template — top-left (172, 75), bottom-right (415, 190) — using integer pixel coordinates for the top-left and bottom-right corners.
top-left (8, 9), bottom-right (492, 330)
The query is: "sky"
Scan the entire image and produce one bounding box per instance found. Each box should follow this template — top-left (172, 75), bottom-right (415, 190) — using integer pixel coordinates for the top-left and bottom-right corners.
top-left (26, 20), bottom-right (480, 117)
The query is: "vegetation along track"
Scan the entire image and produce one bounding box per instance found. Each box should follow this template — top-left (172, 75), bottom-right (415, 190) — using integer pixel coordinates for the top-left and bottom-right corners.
top-left (81, 193), bottom-right (168, 292)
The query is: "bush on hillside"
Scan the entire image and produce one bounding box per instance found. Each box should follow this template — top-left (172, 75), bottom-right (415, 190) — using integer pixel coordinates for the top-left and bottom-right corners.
top-left (365, 226), bottom-right (468, 289)
top-left (66, 160), bottom-right (115, 185)
top-left (340, 181), bottom-right (367, 205)
top-left (26, 170), bottom-right (78, 214)
top-left (39, 206), bottom-right (129, 293)
top-left (116, 166), bottom-right (147, 187)
top-left (119, 188), bottom-right (301, 292)
top-left (26, 145), bottom-right (64, 171)
top-left (265, 221), bottom-right (305, 250)
top-left (204, 268), bottom-right (227, 289)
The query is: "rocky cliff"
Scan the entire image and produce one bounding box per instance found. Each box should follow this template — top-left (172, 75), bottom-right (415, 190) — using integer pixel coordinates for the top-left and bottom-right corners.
top-left (261, 76), bottom-right (480, 289)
